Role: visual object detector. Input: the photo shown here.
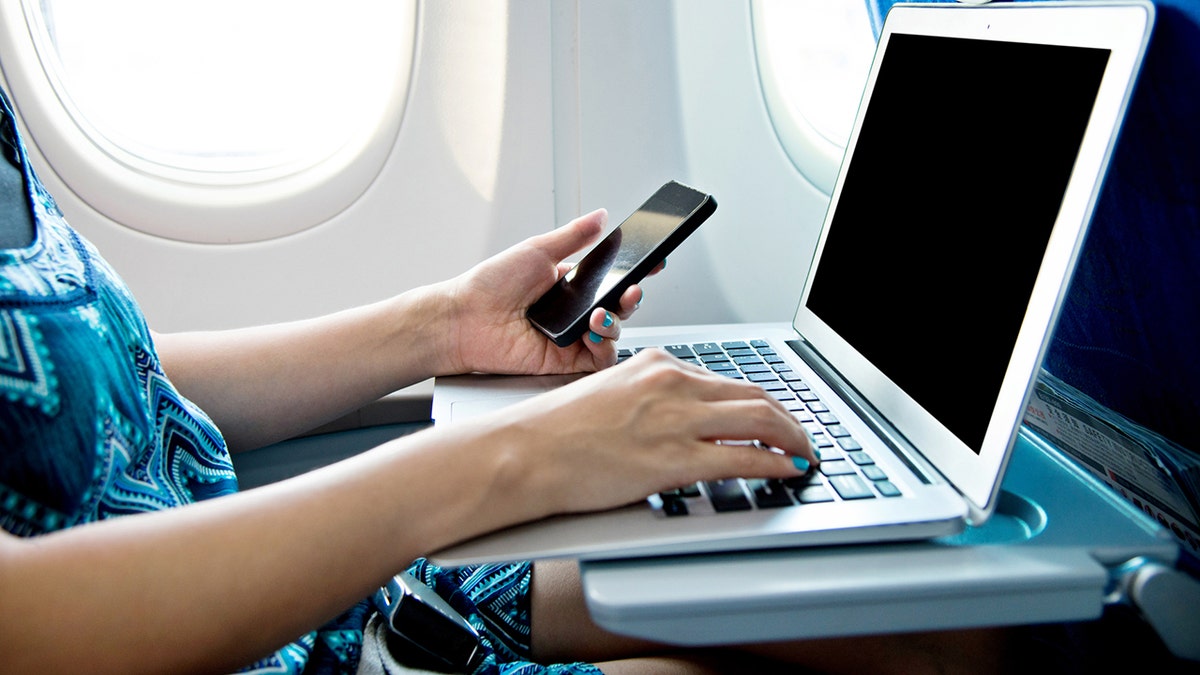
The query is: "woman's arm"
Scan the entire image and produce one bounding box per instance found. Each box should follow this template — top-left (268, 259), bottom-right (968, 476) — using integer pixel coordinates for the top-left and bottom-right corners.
top-left (0, 350), bottom-right (815, 675)
top-left (153, 285), bottom-right (450, 452)
top-left (157, 209), bottom-right (633, 451)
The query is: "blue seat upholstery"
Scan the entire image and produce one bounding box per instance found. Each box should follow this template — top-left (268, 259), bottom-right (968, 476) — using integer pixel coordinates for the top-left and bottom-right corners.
top-left (1042, 0), bottom-right (1200, 455)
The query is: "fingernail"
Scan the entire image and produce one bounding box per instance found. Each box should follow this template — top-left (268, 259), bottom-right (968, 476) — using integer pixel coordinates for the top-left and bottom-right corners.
top-left (636, 292), bottom-right (644, 308)
top-left (602, 312), bottom-right (614, 327)
top-left (792, 456), bottom-right (811, 473)
top-left (589, 331), bottom-right (603, 343)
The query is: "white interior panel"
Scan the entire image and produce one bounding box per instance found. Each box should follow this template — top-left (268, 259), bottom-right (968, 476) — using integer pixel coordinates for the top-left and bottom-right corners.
top-left (1, 0), bottom-right (833, 334)
top-left (572, 0), bottom-right (831, 327)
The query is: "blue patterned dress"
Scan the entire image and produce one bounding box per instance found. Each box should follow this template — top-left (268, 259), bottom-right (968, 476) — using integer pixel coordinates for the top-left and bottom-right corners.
top-left (0, 89), bottom-right (597, 675)
top-left (0, 88), bottom-right (366, 673)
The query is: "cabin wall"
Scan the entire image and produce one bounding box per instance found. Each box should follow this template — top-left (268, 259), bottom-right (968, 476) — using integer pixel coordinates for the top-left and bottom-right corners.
top-left (0, 0), bottom-right (830, 334)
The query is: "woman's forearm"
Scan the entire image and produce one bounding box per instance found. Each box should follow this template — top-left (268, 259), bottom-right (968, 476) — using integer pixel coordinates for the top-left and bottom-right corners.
top-left (0, 420), bottom-right (539, 675)
top-left (154, 284), bottom-right (454, 451)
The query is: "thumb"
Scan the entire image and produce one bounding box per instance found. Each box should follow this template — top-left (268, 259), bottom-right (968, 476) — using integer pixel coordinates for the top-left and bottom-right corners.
top-left (532, 208), bottom-right (608, 264)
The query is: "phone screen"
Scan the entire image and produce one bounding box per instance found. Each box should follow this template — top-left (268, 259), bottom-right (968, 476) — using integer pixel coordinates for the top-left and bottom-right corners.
top-left (527, 181), bottom-right (715, 346)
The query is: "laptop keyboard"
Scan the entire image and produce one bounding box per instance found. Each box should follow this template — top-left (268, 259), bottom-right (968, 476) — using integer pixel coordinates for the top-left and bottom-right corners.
top-left (617, 340), bottom-right (903, 517)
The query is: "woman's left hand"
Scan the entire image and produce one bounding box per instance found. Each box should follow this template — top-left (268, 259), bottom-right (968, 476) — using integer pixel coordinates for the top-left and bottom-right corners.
top-left (439, 209), bottom-right (652, 376)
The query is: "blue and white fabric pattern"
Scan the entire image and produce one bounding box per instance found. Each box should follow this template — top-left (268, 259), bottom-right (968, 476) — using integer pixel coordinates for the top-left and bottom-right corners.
top-left (0, 88), bottom-right (362, 675)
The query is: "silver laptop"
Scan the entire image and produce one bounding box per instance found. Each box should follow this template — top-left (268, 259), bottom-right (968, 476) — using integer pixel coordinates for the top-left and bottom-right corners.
top-left (431, 1), bottom-right (1155, 565)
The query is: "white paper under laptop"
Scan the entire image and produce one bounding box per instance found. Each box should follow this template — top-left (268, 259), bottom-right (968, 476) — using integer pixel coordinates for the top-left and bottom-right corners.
top-left (431, 1), bottom-right (1154, 564)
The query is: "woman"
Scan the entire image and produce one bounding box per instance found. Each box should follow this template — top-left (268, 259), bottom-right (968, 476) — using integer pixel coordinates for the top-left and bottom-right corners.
top-left (0, 85), bottom-right (1008, 674)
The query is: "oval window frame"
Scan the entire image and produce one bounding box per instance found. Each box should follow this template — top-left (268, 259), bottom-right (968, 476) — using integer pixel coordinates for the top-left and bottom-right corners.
top-left (750, 0), bottom-right (875, 195)
top-left (0, 0), bottom-right (418, 244)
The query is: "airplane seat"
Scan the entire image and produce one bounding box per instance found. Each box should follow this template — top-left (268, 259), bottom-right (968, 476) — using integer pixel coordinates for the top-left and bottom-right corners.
top-left (1013, 0), bottom-right (1200, 665)
top-left (1039, 11), bottom-right (1200, 647)
top-left (1039, 0), bottom-right (1200, 459)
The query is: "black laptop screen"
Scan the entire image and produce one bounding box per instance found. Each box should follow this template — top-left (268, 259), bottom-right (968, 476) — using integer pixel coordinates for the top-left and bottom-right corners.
top-left (805, 34), bottom-right (1110, 453)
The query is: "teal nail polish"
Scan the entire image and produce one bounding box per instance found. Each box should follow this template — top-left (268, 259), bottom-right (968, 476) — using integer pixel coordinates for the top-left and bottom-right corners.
top-left (602, 312), bottom-right (614, 327)
top-left (792, 456), bottom-right (811, 473)
top-left (589, 331), bottom-right (603, 343)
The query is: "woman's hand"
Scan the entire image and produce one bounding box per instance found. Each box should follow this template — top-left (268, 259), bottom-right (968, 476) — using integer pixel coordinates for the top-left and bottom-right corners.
top-left (475, 349), bottom-right (819, 519)
top-left (438, 209), bottom-right (648, 377)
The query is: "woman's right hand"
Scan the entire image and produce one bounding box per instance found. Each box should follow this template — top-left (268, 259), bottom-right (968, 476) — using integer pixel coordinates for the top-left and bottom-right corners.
top-left (477, 348), bottom-right (819, 520)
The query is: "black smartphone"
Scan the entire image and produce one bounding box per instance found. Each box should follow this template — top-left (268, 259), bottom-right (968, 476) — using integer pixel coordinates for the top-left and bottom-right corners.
top-left (527, 180), bottom-right (717, 347)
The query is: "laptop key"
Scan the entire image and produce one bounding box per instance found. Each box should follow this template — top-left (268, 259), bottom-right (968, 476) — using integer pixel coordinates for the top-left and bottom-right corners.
top-left (815, 412), bottom-right (840, 425)
top-left (748, 479), bottom-right (795, 509)
top-left (819, 460), bottom-right (857, 476)
top-left (693, 342), bottom-right (724, 355)
top-left (664, 344), bottom-right (695, 359)
top-left (847, 450), bottom-right (874, 465)
top-left (746, 372), bottom-right (780, 383)
top-left (825, 425), bottom-right (851, 438)
top-left (705, 479), bottom-right (753, 511)
top-left (875, 481), bottom-right (902, 498)
top-left (810, 433), bottom-right (834, 449)
top-left (794, 484), bottom-right (835, 503)
top-left (829, 474), bottom-right (875, 500)
top-left (660, 493), bottom-right (689, 516)
top-left (836, 437), bottom-right (862, 452)
top-left (861, 465), bottom-right (889, 482)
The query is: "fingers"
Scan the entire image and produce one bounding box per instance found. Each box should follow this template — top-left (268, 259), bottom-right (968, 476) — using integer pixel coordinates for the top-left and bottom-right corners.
top-left (586, 308), bottom-right (619, 342)
top-left (615, 284), bottom-right (644, 320)
top-left (695, 400), bottom-right (818, 465)
top-left (688, 437), bottom-right (816, 484)
top-left (627, 351), bottom-right (817, 468)
top-left (574, 282), bottom-right (641, 349)
top-left (580, 308), bottom-right (619, 364)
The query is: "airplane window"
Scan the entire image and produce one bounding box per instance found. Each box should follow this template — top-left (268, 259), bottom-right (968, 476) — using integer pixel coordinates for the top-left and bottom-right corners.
top-left (5, 0), bottom-right (416, 243)
top-left (752, 0), bottom-right (875, 194)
